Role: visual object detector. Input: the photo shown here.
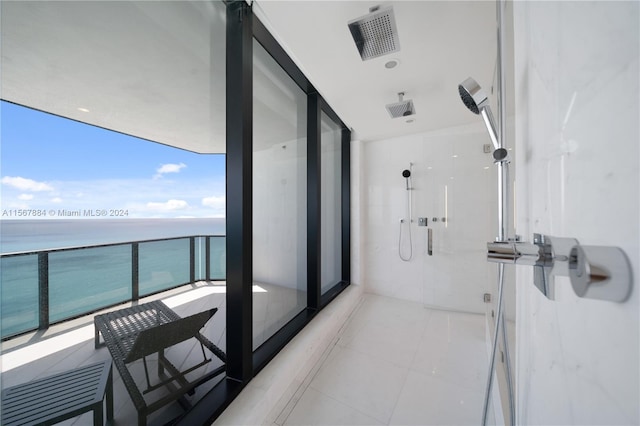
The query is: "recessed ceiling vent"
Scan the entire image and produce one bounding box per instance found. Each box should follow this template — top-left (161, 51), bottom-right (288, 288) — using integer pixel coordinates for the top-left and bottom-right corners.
top-left (386, 92), bottom-right (415, 118)
top-left (348, 5), bottom-right (400, 61)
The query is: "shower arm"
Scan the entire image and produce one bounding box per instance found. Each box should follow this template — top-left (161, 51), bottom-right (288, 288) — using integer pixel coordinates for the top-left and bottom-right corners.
top-left (480, 107), bottom-right (500, 151)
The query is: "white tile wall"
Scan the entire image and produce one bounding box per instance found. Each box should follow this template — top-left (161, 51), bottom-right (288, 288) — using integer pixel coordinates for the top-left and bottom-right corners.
top-left (513, 2), bottom-right (639, 424)
top-left (360, 122), bottom-right (498, 314)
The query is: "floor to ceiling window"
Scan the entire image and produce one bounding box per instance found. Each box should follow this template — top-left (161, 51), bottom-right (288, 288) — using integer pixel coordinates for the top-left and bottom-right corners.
top-left (252, 39), bottom-right (308, 349)
top-left (320, 111), bottom-right (344, 295)
top-left (2, 1), bottom-right (350, 423)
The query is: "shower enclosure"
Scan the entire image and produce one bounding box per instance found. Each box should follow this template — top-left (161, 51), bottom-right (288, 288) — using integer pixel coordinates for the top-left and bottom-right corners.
top-left (361, 1), bottom-right (516, 423)
top-left (362, 114), bottom-right (515, 423)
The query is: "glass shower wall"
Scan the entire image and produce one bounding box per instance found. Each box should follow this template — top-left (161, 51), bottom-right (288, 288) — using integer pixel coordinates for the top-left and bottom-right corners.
top-left (361, 123), bottom-right (496, 314)
top-left (420, 125), bottom-right (497, 314)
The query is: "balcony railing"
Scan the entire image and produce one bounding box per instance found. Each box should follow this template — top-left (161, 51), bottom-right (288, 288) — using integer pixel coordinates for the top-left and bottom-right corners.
top-left (0, 235), bottom-right (225, 340)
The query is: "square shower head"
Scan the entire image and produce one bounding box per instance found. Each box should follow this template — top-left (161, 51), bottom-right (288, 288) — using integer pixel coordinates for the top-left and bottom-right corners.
top-left (386, 99), bottom-right (415, 118)
top-left (348, 5), bottom-right (400, 61)
top-left (386, 93), bottom-right (416, 118)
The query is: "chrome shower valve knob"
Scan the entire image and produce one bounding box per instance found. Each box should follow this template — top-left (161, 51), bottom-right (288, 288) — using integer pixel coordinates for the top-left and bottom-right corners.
top-left (569, 245), bottom-right (632, 303)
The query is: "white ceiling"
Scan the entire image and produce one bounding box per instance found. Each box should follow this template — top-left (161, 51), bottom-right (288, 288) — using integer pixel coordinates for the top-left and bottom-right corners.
top-left (1, 1), bottom-right (228, 154)
top-left (254, 0), bottom-right (498, 142)
top-left (1, 1), bottom-right (498, 152)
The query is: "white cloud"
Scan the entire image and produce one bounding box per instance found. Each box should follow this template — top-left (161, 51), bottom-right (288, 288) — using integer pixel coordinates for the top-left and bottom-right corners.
top-left (153, 163), bottom-right (186, 179)
top-left (2, 176), bottom-right (53, 192)
top-left (0, 176), bottom-right (225, 219)
top-left (5, 201), bottom-right (30, 209)
top-left (146, 199), bottom-right (189, 211)
top-left (202, 195), bottom-right (225, 208)
top-left (18, 194), bottom-right (34, 200)
top-left (201, 195), bottom-right (225, 218)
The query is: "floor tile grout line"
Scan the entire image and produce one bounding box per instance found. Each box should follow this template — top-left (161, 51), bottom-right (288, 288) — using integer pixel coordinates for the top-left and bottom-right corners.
top-left (305, 337), bottom-right (411, 425)
top-left (274, 338), bottom-right (337, 426)
top-left (299, 294), bottom-right (413, 426)
top-left (384, 364), bottom-right (414, 426)
top-left (274, 294), bottom-right (367, 425)
top-left (306, 383), bottom-right (389, 426)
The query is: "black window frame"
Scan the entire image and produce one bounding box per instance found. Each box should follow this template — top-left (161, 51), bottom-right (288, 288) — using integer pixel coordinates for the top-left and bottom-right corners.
top-left (180, 2), bottom-right (351, 423)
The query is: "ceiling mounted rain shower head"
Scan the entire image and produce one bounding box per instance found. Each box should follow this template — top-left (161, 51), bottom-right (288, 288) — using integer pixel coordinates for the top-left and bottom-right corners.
top-left (348, 5), bottom-right (400, 61)
top-left (386, 92), bottom-right (415, 119)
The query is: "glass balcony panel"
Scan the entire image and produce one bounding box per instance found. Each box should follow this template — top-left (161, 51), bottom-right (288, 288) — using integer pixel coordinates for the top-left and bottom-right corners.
top-left (195, 237), bottom-right (206, 281)
top-left (1, 254), bottom-right (39, 337)
top-left (49, 245), bottom-right (131, 322)
top-left (139, 238), bottom-right (190, 296)
top-left (209, 236), bottom-right (226, 280)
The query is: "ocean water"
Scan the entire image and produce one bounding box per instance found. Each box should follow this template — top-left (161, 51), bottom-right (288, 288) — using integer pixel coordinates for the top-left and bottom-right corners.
top-left (0, 218), bottom-right (226, 254)
top-left (1, 218), bottom-right (226, 337)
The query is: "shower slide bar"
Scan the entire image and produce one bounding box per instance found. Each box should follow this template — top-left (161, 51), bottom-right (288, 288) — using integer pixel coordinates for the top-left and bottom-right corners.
top-left (487, 234), bottom-right (633, 303)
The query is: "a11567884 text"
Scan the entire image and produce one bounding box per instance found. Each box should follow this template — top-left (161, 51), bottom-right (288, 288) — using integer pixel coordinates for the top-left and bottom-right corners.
top-left (2, 209), bottom-right (129, 217)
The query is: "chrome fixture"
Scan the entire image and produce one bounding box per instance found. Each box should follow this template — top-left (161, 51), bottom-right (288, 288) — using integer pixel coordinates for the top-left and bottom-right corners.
top-left (458, 76), bottom-right (510, 243)
top-left (398, 164), bottom-right (414, 262)
top-left (386, 92), bottom-right (416, 119)
top-left (569, 246), bottom-right (632, 302)
top-left (492, 147), bottom-right (509, 163)
top-left (348, 5), bottom-right (400, 61)
top-left (487, 234), bottom-right (633, 303)
top-left (460, 2), bottom-right (514, 424)
top-left (458, 77), bottom-right (499, 151)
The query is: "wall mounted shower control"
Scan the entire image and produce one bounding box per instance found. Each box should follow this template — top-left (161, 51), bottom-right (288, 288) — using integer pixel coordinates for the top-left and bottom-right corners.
top-left (569, 245), bottom-right (632, 302)
top-left (418, 217), bottom-right (428, 226)
top-left (486, 234), bottom-right (633, 303)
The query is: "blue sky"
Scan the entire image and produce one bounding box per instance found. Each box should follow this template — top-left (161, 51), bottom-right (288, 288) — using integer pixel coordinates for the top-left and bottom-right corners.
top-left (1, 101), bottom-right (226, 218)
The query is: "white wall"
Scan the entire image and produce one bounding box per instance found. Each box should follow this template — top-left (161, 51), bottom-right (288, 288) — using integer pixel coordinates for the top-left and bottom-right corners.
top-left (513, 2), bottom-right (639, 424)
top-left (360, 122), bottom-right (499, 314)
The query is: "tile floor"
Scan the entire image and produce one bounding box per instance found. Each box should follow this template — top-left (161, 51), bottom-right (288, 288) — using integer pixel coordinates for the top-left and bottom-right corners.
top-left (271, 294), bottom-right (490, 426)
top-left (2, 287), bottom-right (491, 426)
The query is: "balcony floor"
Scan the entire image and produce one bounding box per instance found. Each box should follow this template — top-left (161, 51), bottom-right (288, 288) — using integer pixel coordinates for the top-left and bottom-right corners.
top-left (0, 280), bottom-right (304, 426)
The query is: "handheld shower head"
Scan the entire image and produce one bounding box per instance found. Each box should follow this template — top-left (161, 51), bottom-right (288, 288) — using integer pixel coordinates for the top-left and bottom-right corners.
top-left (458, 77), bottom-right (500, 150)
top-left (458, 77), bottom-right (489, 114)
top-left (402, 169), bottom-right (412, 190)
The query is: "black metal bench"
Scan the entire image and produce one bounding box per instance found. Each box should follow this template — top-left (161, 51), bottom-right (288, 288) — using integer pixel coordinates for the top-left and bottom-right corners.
top-left (1, 360), bottom-right (113, 426)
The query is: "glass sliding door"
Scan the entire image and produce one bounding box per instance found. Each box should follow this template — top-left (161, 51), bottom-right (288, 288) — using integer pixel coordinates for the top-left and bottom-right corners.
top-left (320, 112), bottom-right (343, 294)
top-left (252, 39), bottom-right (307, 349)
